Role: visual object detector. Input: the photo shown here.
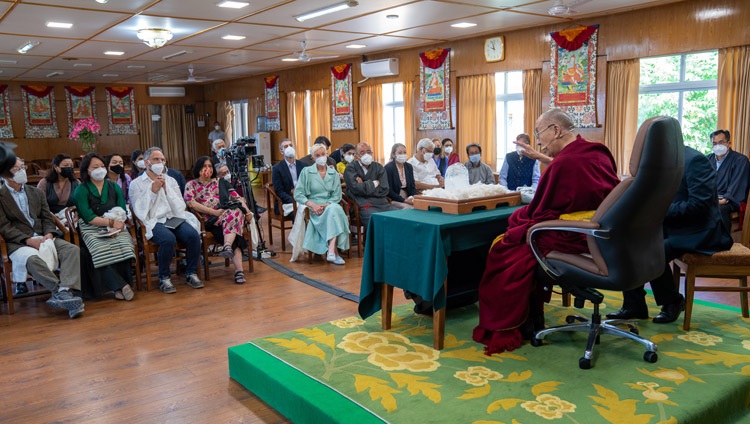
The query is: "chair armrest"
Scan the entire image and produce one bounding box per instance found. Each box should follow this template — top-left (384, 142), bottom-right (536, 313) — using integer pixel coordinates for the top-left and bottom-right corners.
top-left (54, 215), bottom-right (69, 238)
top-left (528, 220), bottom-right (608, 278)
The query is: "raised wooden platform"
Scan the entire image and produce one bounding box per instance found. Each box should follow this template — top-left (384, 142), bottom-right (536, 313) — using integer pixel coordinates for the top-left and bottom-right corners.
top-left (413, 192), bottom-right (522, 214)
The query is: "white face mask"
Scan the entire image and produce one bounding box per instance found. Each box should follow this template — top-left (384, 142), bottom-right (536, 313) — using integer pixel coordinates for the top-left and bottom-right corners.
top-left (516, 145), bottom-right (525, 155)
top-left (283, 146), bottom-right (295, 158)
top-left (713, 144), bottom-right (728, 157)
top-left (90, 167), bottom-right (108, 181)
top-left (136, 159), bottom-right (146, 170)
top-left (423, 152), bottom-right (434, 161)
top-left (395, 154), bottom-right (408, 164)
top-left (360, 154), bottom-right (373, 166)
top-left (315, 156), bottom-right (328, 167)
top-left (12, 169), bottom-right (27, 185)
top-left (344, 154), bottom-right (354, 163)
top-left (215, 125), bottom-right (220, 130)
top-left (150, 163), bottom-right (165, 175)
top-left (223, 173), bottom-right (232, 182)
top-left (444, 146), bottom-right (453, 154)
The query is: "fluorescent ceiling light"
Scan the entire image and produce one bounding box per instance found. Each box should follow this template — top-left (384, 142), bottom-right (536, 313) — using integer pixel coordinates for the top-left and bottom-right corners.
top-left (137, 28), bottom-right (173, 48)
top-left (47, 22), bottom-right (73, 29)
top-left (163, 50), bottom-right (190, 60)
top-left (451, 22), bottom-right (476, 28)
top-left (46, 71), bottom-right (64, 78)
top-left (295, 2), bottom-right (354, 22)
top-left (17, 41), bottom-right (39, 54)
top-left (102, 73), bottom-right (119, 77)
top-left (217, 1), bottom-right (249, 8)
top-left (104, 51), bottom-right (125, 56)
top-left (282, 58), bottom-right (298, 62)
top-left (73, 63), bottom-right (93, 67)
top-left (0, 59), bottom-right (18, 64)
top-left (222, 35), bottom-right (246, 40)
top-left (127, 65), bottom-right (146, 69)
top-left (96, 0), bottom-right (110, 3)
top-left (346, 44), bottom-right (366, 49)
top-left (696, 8), bottom-right (734, 20)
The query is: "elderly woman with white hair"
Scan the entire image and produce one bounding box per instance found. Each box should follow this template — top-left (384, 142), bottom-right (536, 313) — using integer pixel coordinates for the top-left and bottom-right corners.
top-left (293, 143), bottom-right (350, 265)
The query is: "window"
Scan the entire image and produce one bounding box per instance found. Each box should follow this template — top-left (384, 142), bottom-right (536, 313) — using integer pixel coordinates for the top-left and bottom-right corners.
top-left (638, 51), bottom-right (717, 154)
top-left (231, 99), bottom-right (249, 145)
top-left (382, 82), bottom-right (405, 159)
top-left (495, 71), bottom-right (524, 170)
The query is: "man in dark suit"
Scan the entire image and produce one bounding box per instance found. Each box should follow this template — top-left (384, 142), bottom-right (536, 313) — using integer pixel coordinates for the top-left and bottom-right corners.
top-left (0, 158), bottom-right (84, 318)
top-left (271, 138), bottom-right (305, 217)
top-left (607, 146), bottom-right (733, 323)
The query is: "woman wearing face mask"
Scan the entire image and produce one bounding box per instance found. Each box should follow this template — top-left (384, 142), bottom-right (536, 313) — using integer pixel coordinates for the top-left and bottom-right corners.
top-left (184, 156), bottom-right (252, 284)
top-left (384, 143), bottom-right (416, 210)
top-left (129, 150), bottom-right (145, 182)
top-left (293, 143), bottom-right (350, 265)
top-left (443, 138), bottom-right (460, 167)
top-left (431, 138), bottom-right (449, 177)
top-left (105, 153), bottom-right (131, 204)
top-left (335, 143), bottom-right (356, 175)
top-left (70, 152), bottom-right (136, 301)
top-left (37, 153), bottom-right (79, 214)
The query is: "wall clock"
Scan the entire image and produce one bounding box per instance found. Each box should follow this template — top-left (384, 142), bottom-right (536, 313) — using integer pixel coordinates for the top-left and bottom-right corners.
top-left (484, 36), bottom-right (505, 62)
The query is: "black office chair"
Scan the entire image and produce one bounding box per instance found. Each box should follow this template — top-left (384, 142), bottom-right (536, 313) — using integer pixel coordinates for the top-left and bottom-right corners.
top-left (527, 116), bottom-right (685, 369)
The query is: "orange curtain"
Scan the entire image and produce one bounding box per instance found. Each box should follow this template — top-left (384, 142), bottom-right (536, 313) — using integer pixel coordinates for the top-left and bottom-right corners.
top-left (308, 89), bottom-right (331, 144)
top-left (457, 74), bottom-right (496, 169)
top-left (403, 80), bottom-right (415, 153)
top-left (247, 97), bottom-right (263, 135)
top-left (522, 69), bottom-right (543, 140)
top-left (604, 58), bottom-right (640, 175)
top-left (224, 101), bottom-right (234, 144)
top-left (137, 104), bottom-right (154, 151)
top-left (718, 45), bottom-right (750, 156)
top-left (359, 85), bottom-right (384, 162)
top-left (286, 91), bottom-right (306, 148)
top-left (161, 105), bottom-right (193, 171)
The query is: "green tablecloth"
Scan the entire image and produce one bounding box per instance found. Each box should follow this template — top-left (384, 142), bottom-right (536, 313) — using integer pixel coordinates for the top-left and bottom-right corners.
top-left (358, 206), bottom-right (520, 319)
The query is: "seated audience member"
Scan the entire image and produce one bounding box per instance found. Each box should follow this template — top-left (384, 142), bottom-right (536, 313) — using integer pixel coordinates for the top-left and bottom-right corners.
top-left (129, 147), bottom-right (203, 294)
top-left (105, 153), bottom-right (131, 204)
top-left (166, 164), bottom-right (187, 196)
top-left (432, 138), bottom-right (449, 177)
top-left (473, 108), bottom-right (620, 355)
top-left (210, 139), bottom-right (226, 167)
top-left (271, 138), bottom-right (305, 218)
top-left (443, 138), bottom-right (460, 167)
top-left (37, 153), bottom-right (79, 214)
top-left (706, 129), bottom-right (750, 232)
top-left (335, 143), bottom-right (356, 175)
top-left (129, 150), bottom-right (146, 182)
top-left (185, 157), bottom-right (252, 285)
top-left (294, 144), bottom-right (350, 265)
top-left (499, 133), bottom-right (541, 190)
top-left (408, 138), bottom-right (444, 190)
top-left (464, 143), bottom-right (495, 185)
top-left (71, 153), bottom-right (136, 300)
top-left (0, 158), bottom-right (84, 318)
top-left (384, 143), bottom-right (416, 209)
top-left (299, 136), bottom-right (337, 167)
top-left (330, 142), bottom-right (349, 164)
top-left (343, 142), bottom-right (396, 227)
top-left (608, 146), bottom-right (733, 323)
top-left (208, 121), bottom-right (225, 144)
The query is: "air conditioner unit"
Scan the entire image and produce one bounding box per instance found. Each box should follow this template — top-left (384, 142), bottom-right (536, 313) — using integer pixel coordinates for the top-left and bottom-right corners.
top-left (148, 86), bottom-right (185, 97)
top-left (360, 58), bottom-right (399, 78)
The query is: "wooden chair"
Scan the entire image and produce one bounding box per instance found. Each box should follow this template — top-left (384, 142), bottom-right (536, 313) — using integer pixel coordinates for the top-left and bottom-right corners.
top-left (265, 183), bottom-right (295, 252)
top-left (26, 162), bottom-right (43, 176)
top-left (0, 215), bottom-right (69, 315)
top-left (303, 200), bottom-right (352, 264)
top-left (189, 209), bottom-right (254, 280)
top-left (341, 192), bottom-right (364, 258)
top-left (672, 196), bottom-right (750, 330)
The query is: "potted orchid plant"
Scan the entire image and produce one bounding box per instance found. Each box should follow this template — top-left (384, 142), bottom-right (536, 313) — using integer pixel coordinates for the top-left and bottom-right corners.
top-left (69, 117), bottom-right (101, 153)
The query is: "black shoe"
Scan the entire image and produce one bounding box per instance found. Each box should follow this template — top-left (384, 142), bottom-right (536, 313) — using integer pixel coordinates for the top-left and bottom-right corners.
top-left (652, 294), bottom-right (685, 324)
top-left (15, 282), bottom-right (28, 295)
top-left (606, 306), bottom-right (649, 320)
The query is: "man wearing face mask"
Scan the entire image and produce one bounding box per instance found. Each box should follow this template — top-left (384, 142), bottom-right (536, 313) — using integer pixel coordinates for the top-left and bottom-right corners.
top-left (343, 142), bottom-right (396, 227)
top-left (0, 158), bottom-right (84, 318)
top-left (464, 143), bottom-right (496, 185)
top-left (407, 138), bottom-right (444, 191)
top-left (272, 138), bottom-right (306, 218)
top-left (129, 147), bottom-right (203, 294)
top-left (498, 134), bottom-right (541, 190)
top-left (210, 139), bottom-right (227, 168)
top-left (706, 129), bottom-right (749, 233)
top-left (208, 121), bottom-right (225, 144)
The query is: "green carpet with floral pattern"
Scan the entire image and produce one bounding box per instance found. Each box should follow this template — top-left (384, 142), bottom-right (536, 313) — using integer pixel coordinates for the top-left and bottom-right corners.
top-left (228, 293), bottom-right (750, 423)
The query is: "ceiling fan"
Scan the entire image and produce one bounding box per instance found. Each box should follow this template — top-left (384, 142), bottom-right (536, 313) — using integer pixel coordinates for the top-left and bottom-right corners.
top-left (547, 0), bottom-right (594, 16)
top-left (290, 40), bottom-right (339, 62)
top-left (174, 65), bottom-right (211, 83)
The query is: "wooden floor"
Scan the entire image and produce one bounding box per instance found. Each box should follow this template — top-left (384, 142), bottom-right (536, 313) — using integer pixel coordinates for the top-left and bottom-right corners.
top-left (0, 190), bottom-right (746, 423)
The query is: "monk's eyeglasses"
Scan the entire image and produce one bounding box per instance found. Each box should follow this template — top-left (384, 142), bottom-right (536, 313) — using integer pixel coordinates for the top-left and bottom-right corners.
top-left (534, 124), bottom-right (555, 139)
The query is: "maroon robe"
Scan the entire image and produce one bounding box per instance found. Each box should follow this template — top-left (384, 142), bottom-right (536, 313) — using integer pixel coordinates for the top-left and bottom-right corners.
top-left (473, 136), bottom-right (620, 355)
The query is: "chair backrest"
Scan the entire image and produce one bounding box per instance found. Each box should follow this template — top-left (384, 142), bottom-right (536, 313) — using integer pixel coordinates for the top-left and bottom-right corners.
top-left (549, 116), bottom-right (685, 291)
top-left (64, 206), bottom-right (79, 245)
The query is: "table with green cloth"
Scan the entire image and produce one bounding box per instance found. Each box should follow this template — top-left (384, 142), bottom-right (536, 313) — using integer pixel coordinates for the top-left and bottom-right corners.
top-left (358, 206), bottom-right (520, 349)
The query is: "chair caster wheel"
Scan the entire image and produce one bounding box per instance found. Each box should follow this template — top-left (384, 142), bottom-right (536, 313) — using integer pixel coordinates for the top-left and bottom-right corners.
top-left (565, 316), bottom-right (576, 324)
top-left (629, 327), bottom-right (639, 335)
top-left (643, 351), bottom-right (658, 363)
top-left (579, 357), bottom-right (592, 369)
top-left (530, 338), bottom-right (543, 347)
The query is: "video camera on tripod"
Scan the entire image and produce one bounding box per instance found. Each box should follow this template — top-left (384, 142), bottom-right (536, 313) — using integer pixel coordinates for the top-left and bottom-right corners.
top-left (224, 136), bottom-right (266, 171)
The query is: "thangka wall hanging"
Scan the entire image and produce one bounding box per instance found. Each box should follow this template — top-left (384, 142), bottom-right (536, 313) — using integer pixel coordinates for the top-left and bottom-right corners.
top-left (105, 86), bottom-right (137, 135)
top-left (21, 85), bottom-right (59, 138)
top-left (419, 48), bottom-right (452, 130)
top-left (0, 85), bottom-right (13, 138)
top-left (65, 86), bottom-right (97, 130)
top-left (550, 24), bottom-right (599, 128)
top-left (265, 75), bottom-right (281, 131)
top-left (331, 64), bottom-right (354, 130)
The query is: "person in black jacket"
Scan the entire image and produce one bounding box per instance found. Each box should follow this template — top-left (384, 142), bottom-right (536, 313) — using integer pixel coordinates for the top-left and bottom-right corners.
top-left (384, 143), bottom-right (416, 209)
top-left (607, 146), bottom-right (733, 323)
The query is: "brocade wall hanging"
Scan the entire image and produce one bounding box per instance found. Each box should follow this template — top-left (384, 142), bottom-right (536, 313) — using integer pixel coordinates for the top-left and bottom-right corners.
top-left (549, 24), bottom-right (599, 128)
top-left (0, 85), bottom-right (13, 138)
top-left (65, 86), bottom-right (97, 130)
top-left (331, 64), bottom-right (354, 130)
top-left (265, 75), bottom-right (281, 131)
top-left (418, 48), bottom-right (452, 130)
top-left (21, 85), bottom-right (59, 138)
top-left (105, 86), bottom-right (137, 135)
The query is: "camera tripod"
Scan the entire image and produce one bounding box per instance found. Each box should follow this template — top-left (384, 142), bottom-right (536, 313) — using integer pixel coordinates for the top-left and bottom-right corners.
top-left (228, 156), bottom-right (275, 260)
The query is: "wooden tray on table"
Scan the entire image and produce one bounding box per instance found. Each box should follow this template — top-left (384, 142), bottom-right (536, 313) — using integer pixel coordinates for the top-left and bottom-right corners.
top-left (412, 192), bottom-right (522, 214)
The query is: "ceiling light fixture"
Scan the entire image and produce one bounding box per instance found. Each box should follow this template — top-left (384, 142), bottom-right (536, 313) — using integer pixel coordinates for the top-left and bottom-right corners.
top-left (46, 71), bottom-right (64, 78)
top-left (104, 51), bottom-right (125, 55)
top-left (451, 22), bottom-right (476, 28)
top-left (295, 1), bottom-right (358, 22)
top-left (0, 59), bottom-right (18, 64)
top-left (386, 14), bottom-right (399, 20)
top-left (102, 73), bottom-right (119, 77)
top-left (346, 44), bottom-right (367, 49)
top-left (17, 41), bottom-right (39, 54)
top-left (217, 1), bottom-right (249, 8)
top-left (47, 22), bottom-right (73, 29)
top-left (137, 28), bottom-right (173, 48)
top-left (163, 50), bottom-right (190, 60)
top-left (96, 0), bottom-right (110, 3)
top-left (127, 65), bottom-right (147, 69)
top-left (222, 35), bottom-right (246, 40)
top-left (73, 63), bottom-right (93, 67)
top-left (282, 58), bottom-right (298, 62)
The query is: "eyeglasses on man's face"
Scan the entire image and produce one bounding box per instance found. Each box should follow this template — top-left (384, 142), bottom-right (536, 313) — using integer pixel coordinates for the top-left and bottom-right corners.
top-left (10, 165), bottom-right (26, 173)
top-left (534, 124), bottom-right (555, 139)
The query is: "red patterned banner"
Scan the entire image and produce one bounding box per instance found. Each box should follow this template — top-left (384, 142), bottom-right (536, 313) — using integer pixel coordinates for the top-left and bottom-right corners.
top-left (0, 84), bottom-right (8, 95)
top-left (264, 75), bottom-right (279, 89)
top-left (331, 64), bottom-right (354, 130)
top-left (331, 63), bottom-right (351, 80)
top-left (419, 48), bottom-right (450, 69)
top-left (65, 85), bottom-right (96, 128)
top-left (265, 75), bottom-right (280, 131)
top-left (551, 25), bottom-right (598, 52)
top-left (105, 86), bottom-right (134, 98)
top-left (106, 87), bottom-right (137, 135)
top-left (21, 85), bottom-right (54, 98)
top-left (65, 85), bottom-right (95, 97)
top-left (0, 84), bottom-right (12, 137)
top-left (21, 85), bottom-right (59, 137)
top-left (550, 24), bottom-right (599, 127)
top-left (418, 48), bottom-right (452, 130)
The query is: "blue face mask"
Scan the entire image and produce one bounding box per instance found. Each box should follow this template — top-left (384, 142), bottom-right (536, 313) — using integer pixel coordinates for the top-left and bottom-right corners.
top-left (469, 154), bottom-right (481, 164)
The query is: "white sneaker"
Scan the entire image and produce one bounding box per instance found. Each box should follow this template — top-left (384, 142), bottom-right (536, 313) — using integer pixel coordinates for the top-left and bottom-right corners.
top-left (160, 278), bottom-right (176, 294)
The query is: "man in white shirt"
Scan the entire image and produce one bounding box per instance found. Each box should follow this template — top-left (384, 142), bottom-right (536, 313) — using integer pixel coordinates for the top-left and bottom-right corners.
top-left (407, 138), bottom-right (444, 191)
top-left (129, 147), bottom-right (203, 294)
top-left (208, 121), bottom-right (225, 144)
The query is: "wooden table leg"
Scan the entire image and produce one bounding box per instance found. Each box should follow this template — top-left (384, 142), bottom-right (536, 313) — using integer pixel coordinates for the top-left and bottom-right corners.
top-left (432, 278), bottom-right (448, 350)
top-left (381, 283), bottom-right (394, 330)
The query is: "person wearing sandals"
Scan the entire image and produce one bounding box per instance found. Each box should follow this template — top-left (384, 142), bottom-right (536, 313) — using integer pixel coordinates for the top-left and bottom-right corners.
top-left (184, 157), bottom-right (251, 284)
top-left (70, 153), bottom-right (136, 301)
top-left (294, 143), bottom-right (350, 265)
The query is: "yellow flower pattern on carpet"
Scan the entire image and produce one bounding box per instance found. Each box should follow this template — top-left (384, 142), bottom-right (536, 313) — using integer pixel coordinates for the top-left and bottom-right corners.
top-left (520, 394), bottom-right (576, 419)
top-left (338, 331), bottom-right (440, 372)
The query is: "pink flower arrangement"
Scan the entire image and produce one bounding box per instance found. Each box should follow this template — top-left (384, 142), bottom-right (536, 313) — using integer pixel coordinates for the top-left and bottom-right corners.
top-left (69, 117), bottom-right (101, 153)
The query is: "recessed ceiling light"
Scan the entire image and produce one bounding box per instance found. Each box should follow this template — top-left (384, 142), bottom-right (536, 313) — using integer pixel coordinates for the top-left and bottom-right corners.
top-left (217, 1), bottom-right (249, 8)
top-left (451, 22), bottom-right (476, 28)
top-left (346, 44), bottom-right (367, 49)
top-left (127, 65), bottom-right (146, 69)
top-left (0, 59), bottom-right (18, 64)
top-left (104, 51), bottom-right (125, 56)
top-left (102, 73), bottom-right (119, 77)
top-left (222, 35), bottom-right (246, 41)
top-left (46, 22), bottom-right (73, 29)
top-left (96, 0), bottom-right (110, 3)
top-left (282, 58), bottom-right (298, 62)
top-left (46, 71), bottom-right (64, 78)
top-left (17, 41), bottom-right (39, 54)
top-left (73, 63), bottom-right (93, 67)
top-left (386, 14), bottom-right (399, 19)
top-left (295, 1), bottom-right (356, 22)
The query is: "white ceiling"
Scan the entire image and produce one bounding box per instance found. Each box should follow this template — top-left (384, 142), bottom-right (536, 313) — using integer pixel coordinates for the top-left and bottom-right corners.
top-left (0, 0), bottom-right (684, 85)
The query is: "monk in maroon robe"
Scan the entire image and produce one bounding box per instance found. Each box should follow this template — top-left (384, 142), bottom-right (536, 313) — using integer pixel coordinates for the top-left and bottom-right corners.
top-left (474, 109), bottom-right (620, 355)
